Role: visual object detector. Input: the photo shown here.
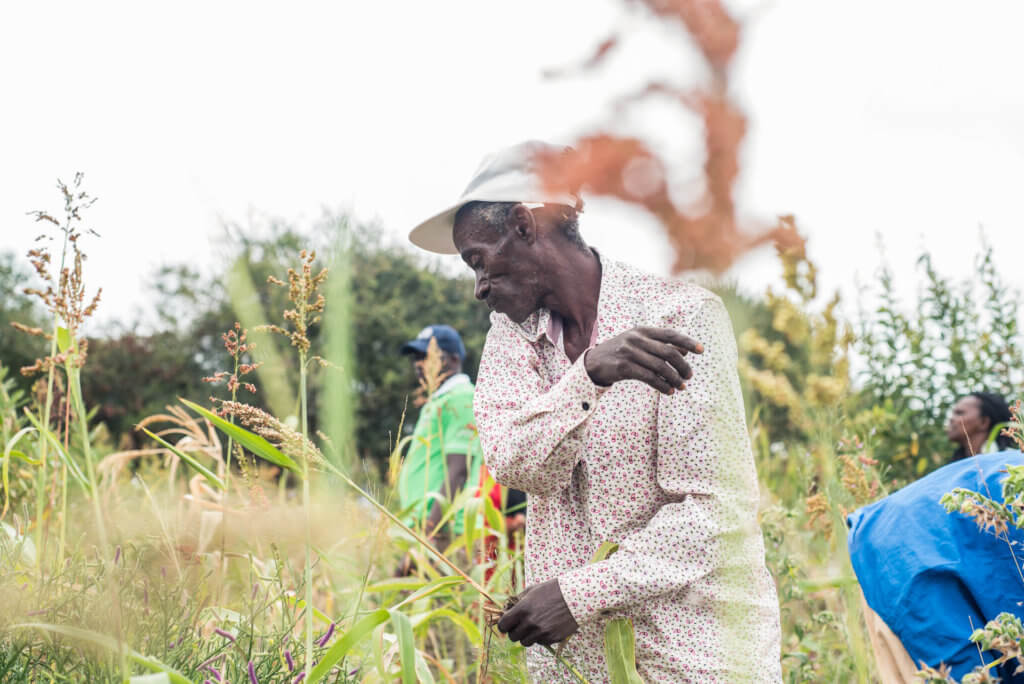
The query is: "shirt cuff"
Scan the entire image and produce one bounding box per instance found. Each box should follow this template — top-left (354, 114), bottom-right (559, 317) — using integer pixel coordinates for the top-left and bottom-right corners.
top-left (557, 348), bottom-right (607, 418)
top-left (558, 558), bottom-right (624, 625)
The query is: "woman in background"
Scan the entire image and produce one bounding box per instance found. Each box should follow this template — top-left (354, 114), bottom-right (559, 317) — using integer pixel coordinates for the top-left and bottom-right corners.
top-left (947, 391), bottom-right (1014, 460)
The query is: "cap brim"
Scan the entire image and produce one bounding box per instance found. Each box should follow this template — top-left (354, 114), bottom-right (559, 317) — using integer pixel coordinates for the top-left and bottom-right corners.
top-left (400, 339), bottom-right (430, 355)
top-left (408, 204), bottom-right (462, 255)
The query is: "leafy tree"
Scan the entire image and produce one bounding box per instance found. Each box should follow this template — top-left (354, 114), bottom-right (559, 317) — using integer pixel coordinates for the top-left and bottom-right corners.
top-left (0, 251), bottom-right (47, 396)
top-left (856, 237), bottom-right (1023, 480)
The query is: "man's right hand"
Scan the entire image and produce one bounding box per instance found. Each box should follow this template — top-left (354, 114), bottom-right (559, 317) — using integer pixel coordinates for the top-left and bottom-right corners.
top-left (584, 327), bottom-right (704, 394)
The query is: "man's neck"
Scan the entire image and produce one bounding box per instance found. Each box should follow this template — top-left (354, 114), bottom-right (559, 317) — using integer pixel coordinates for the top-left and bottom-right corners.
top-left (541, 247), bottom-right (602, 360)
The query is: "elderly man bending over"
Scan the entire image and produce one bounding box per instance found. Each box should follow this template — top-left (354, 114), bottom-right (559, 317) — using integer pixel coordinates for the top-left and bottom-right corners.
top-left (409, 141), bottom-right (781, 683)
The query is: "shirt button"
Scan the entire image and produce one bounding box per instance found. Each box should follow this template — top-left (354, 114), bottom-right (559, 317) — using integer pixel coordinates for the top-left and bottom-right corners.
top-left (582, 401), bottom-right (591, 411)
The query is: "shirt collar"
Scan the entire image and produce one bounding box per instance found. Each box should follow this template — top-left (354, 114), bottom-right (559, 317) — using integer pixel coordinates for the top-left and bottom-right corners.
top-left (431, 372), bottom-right (471, 399)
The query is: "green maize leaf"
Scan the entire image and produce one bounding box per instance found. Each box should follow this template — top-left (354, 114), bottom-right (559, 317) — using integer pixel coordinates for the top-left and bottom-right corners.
top-left (130, 675), bottom-right (172, 684)
top-left (604, 618), bottom-right (643, 684)
top-left (180, 398), bottom-right (300, 473)
top-left (140, 428), bottom-right (225, 491)
top-left (366, 577), bottom-right (428, 594)
top-left (390, 609), bottom-right (417, 684)
top-left (408, 608), bottom-right (482, 647)
top-left (11, 623), bottom-right (194, 684)
top-left (463, 495), bottom-right (482, 561)
top-left (56, 326), bottom-right (72, 353)
top-left (590, 541), bottom-right (620, 563)
top-left (22, 409), bottom-right (91, 495)
top-left (413, 650), bottom-right (436, 684)
top-left (394, 575), bottom-right (465, 610)
top-left (482, 493), bottom-right (504, 533)
top-left (307, 609), bottom-right (391, 684)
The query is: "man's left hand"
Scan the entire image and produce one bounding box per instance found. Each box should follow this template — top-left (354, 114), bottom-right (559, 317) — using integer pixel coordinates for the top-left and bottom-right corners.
top-left (497, 578), bottom-right (579, 647)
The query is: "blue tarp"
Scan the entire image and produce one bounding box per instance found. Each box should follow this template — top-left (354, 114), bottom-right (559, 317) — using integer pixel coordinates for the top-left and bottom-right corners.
top-left (847, 450), bottom-right (1024, 681)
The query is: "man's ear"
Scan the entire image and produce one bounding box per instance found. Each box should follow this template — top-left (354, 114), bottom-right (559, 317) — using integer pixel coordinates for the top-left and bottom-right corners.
top-left (506, 204), bottom-right (538, 244)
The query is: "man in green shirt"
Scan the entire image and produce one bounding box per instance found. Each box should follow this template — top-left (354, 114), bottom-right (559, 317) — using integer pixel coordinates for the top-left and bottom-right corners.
top-left (397, 325), bottom-right (483, 556)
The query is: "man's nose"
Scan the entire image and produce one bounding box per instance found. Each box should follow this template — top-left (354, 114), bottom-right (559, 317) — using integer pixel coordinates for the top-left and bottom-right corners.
top-left (474, 275), bottom-right (490, 301)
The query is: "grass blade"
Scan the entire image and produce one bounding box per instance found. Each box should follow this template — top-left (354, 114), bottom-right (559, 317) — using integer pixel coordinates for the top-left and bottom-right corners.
top-left (393, 575), bottom-right (466, 610)
top-left (389, 609), bottom-right (417, 684)
top-left (179, 398), bottom-right (300, 473)
top-left (307, 608), bottom-right (391, 684)
top-left (140, 427), bottom-right (225, 491)
top-left (22, 408), bottom-right (92, 495)
top-left (11, 623), bottom-right (194, 684)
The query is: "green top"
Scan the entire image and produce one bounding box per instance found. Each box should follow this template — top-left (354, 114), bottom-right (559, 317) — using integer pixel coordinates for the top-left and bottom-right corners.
top-left (397, 377), bottom-right (483, 535)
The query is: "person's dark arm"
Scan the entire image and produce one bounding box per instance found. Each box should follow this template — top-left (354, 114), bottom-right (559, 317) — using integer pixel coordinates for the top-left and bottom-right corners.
top-left (424, 451), bottom-right (469, 543)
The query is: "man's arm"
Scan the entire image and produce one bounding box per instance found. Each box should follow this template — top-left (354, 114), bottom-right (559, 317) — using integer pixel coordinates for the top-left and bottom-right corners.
top-left (499, 297), bottom-right (763, 646)
top-left (556, 296), bottom-right (763, 622)
top-left (474, 322), bottom-right (603, 496)
top-left (475, 320), bottom-right (699, 496)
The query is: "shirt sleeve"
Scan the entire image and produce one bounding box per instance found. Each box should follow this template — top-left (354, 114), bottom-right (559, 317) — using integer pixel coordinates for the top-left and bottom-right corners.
top-left (473, 319), bottom-right (606, 496)
top-left (557, 296), bottom-right (763, 623)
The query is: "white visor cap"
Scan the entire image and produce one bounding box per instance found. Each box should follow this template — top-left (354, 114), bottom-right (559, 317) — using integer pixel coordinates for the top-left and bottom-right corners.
top-left (408, 140), bottom-right (581, 255)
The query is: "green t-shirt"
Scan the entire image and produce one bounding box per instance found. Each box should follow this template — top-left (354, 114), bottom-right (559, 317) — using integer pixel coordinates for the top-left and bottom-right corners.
top-left (397, 378), bottom-right (483, 535)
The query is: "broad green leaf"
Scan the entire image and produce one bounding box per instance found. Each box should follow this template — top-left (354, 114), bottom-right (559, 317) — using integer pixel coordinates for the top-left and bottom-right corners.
top-left (482, 493), bottom-right (504, 533)
top-left (56, 326), bottom-right (72, 353)
top-left (131, 675), bottom-right (172, 684)
top-left (590, 541), bottom-right (620, 563)
top-left (140, 428), bottom-right (225, 491)
top-left (413, 650), bottom-right (436, 684)
top-left (22, 408), bottom-right (91, 495)
top-left (307, 609), bottom-right (391, 684)
top-left (389, 609), bottom-right (417, 684)
top-left (604, 618), bottom-right (643, 684)
top-left (463, 495), bottom-right (482, 561)
top-left (180, 398), bottom-right (300, 473)
top-left (366, 577), bottom-right (428, 594)
top-left (394, 575), bottom-right (465, 609)
top-left (11, 623), bottom-right (193, 684)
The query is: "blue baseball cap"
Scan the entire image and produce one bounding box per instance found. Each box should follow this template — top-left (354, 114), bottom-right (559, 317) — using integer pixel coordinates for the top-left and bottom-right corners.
top-left (400, 324), bottom-right (467, 360)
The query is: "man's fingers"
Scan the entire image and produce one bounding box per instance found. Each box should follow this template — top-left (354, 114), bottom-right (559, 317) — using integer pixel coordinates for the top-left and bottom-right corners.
top-left (633, 337), bottom-right (693, 384)
top-left (628, 347), bottom-right (685, 389)
top-left (642, 327), bottom-right (704, 355)
top-left (627, 363), bottom-right (675, 395)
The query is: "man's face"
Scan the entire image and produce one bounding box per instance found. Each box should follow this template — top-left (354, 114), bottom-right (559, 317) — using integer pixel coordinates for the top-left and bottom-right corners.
top-left (452, 210), bottom-right (546, 324)
top-left (946, 396), bottom-right (988, 443)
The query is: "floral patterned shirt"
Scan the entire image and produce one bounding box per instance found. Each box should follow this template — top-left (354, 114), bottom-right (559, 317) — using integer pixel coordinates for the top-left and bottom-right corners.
top-left (474, 258), bottom-right (782, 683)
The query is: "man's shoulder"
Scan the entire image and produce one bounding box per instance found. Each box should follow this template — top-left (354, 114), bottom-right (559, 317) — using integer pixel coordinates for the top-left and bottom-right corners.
top-left (611, 260), bottom-right (721, 326)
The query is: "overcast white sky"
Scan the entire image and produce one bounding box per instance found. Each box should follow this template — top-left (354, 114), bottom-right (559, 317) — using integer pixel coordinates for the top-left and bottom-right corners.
top-left (2, 0), bottom-right (1022, 331)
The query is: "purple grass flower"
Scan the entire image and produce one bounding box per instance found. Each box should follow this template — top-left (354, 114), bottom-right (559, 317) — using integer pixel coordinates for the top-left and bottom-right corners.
top-left (252, 583), bottom-right (259, 599)
top-left (26, 609), bottom-right (47, 616)
top-left (293, 674), bottom-right (305, 684)
top-left (114, 545), bottom-right (121, 564)
top-left (198, 652), bottom-right (226, 669)
top-left (248, 661), bottom-right (259, 684)
top-left (315, 623), bottom-right (336, 647)
top-left (206, 665), bottom-right (222, 681)
top-left (285, 650), bottom-right (295, 672)
top-left (168, 640), bottom-right (177, 649)
top-left (213, 628), bottom-right (236, 643)
top-left (204, 681), bottom-right (212, 684)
